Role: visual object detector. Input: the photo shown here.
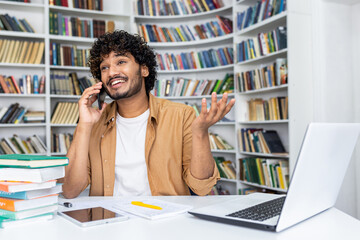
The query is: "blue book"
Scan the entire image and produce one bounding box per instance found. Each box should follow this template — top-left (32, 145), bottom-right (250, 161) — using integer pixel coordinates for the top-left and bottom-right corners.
top-left (204, 0), bottom-right (216, 10)
top-left (33, 75), bottom-right (39, 94)
top-left (52, 42), bottom-right (57, 65)
top-left (185, 25), bottom-right (196, 40)
top-left (0, 184), bottom-right (61, 200)
top-left (218, 48), bottom-right (227, 65)
top-left (180, 53), bottom-right (189, 69)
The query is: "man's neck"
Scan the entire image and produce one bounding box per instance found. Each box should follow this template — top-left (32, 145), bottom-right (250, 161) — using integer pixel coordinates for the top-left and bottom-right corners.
top-left (116, 92), bottom-right (149, 118)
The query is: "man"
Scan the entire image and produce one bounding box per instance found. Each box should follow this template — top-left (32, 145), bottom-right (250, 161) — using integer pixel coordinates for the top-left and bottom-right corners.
top-left (62, 30), bottom-right (235, 198)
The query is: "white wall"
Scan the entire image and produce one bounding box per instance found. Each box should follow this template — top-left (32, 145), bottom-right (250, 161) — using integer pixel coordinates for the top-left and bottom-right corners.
top-left (312, 0), bottom-right (359, 218)
top-left (352, 3), bottom-right (360, 218)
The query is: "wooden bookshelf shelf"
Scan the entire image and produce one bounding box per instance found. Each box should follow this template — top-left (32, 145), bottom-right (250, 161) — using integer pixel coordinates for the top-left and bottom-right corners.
top-left (236, 48), bottom-right (288, 65)
top-left (148, 34), bottom-right (233, 48)
top-left (236, 11), bottom-right (287, 36)
top-left (238, 84), bottom-right (288, 95)
top-left (134, 5), bottom-right (232, 20)
top-left (238, 180), bottom-right (287, 193)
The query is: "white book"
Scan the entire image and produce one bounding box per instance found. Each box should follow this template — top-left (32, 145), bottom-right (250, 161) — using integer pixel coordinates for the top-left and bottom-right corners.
top-left (0, 166), bottom-right (65, 183)
top-left (0, 205), bottom-right (57, 220)
top-left (3, 138), bottom-right (20, 154)
top-left (0, 107), bottom-right (8, 121)
top-left (0, 212), bottom-right (55, 228)
top-left (113, 199), bottom-right (192, 220)
top-left (0, 184), bottom-right (62, 200)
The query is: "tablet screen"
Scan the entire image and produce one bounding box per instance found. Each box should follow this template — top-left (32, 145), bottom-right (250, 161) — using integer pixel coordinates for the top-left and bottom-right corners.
top-left (59, 207), bottom-right (127, 226)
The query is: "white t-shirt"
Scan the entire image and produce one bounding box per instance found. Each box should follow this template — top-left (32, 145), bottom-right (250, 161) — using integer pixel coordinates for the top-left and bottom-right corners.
top-left (113, 109), bottom-right (152, 196)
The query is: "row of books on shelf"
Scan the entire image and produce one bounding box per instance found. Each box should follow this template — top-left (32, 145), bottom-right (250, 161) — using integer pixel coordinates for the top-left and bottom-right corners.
top-left (157, 47), bottom-right (233, 71)
top-left (248, 96), bottom-right (288, 121)
top-left (134, 0), bottom-right (225, 16)
top-left (209, 133), bottom-right (234, 151)
top-left (0, 135), bottom-right (47, 155)
top-left (49, 11), bottom-right (114, 38)
top-left (239, 157), bottom-right (289, 190)
top-left (214, 156), bottom-right (236, 180)
top-left (49, 0), bottom-right (104, 11)
top-left (51, 102), bottom-right (79, 124)
top-left (237, 128), bottom-right (286, 154)
top-left (137, 15), bottom-right (232, 43)
top-left (236, 26), bottom-right (287, 63)
top-left (152, 73), bottom-right (233, 97)
top-left (237, 0), bottom-right (286, 31)
top-left (0, 154), bottom-right (69, 228)
top-left (50, 71), bottom-right (95, 95)
top-left (0, 75), bottom-right (45, 94)
top-left (0, 103), bottom-right (45, 124)
top-left (0, 14), bottom-right (35, 33)
top-left (52, 133), bottom-right (73, 154)
top-left (50, 43), bottom-right (90, 67)
top-left (236, 58), bottom-right (287, 92)
top-left (0, 39), bottom-right (45, 64)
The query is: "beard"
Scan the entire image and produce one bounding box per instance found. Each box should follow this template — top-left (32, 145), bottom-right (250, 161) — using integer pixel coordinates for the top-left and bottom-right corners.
top-left (103, 68), bottom-right (143, 100)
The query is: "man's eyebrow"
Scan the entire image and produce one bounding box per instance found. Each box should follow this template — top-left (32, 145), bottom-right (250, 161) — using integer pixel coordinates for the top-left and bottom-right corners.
top-left (114, 53), bottom-right (129, 58)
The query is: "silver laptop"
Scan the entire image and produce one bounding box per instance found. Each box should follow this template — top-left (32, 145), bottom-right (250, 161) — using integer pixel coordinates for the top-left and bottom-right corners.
top-left (189, 123), bottom-right (360, 232)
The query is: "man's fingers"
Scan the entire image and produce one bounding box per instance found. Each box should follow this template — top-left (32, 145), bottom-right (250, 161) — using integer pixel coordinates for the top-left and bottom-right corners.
top-left (200, 98), bottom-right (207, 115)
top-left (219, 98), bottom-right (236, 120)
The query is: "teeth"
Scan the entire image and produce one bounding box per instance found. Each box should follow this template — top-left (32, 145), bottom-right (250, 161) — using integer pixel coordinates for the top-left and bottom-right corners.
top-left (111, 80), bottom-right (125, 86)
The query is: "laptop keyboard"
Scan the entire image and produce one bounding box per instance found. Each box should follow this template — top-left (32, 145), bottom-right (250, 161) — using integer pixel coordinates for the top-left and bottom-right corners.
top-left (226, 196), bottom-right (286, 222)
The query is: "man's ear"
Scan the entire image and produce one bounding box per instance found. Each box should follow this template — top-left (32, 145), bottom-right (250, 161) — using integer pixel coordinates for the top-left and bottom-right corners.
top-left (141, 65), bottom-right (149, 77)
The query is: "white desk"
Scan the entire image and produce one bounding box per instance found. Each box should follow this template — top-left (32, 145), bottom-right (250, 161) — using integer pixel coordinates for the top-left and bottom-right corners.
top-left (1, 195), bottom-right (360, 240)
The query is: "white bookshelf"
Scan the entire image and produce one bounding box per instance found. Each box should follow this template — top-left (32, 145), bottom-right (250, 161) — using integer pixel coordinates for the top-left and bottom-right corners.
top-left (0, 0), bottom-right (131, 155)
top-left (0, 0), bottom-right (315, 196)
top-left (233, 0), bottom-right (314, 194)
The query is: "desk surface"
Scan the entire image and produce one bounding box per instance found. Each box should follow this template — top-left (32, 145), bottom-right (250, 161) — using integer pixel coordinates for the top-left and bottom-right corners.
top-left (1, 195), bottom-right (360, 240)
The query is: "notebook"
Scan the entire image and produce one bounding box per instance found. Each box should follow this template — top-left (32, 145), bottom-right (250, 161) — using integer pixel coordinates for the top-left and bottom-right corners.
top-left (189, 123), bottom-right (360, 232)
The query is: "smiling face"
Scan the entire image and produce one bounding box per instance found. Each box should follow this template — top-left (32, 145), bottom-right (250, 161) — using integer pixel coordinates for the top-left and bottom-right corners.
top-left (99, 51), bottom-right (149, 100)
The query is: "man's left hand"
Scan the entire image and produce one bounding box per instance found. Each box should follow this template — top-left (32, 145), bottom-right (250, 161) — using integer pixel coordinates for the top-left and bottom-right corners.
top-left (191, 92), bottom-right (235, 134)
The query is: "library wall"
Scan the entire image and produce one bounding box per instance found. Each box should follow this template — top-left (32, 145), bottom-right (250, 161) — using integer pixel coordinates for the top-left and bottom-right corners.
top-left (352, 2), bottom-right (360, 219)
top-left (312, 0), bottom-right (360, 218)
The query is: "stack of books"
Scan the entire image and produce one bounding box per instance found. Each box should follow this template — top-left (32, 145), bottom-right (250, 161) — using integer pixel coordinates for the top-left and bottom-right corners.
top-left (0, 154), bottom-right (68, 228)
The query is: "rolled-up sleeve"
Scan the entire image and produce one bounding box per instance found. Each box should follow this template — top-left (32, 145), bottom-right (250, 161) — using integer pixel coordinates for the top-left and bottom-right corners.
top-left (182, 107), bottom-right (220, 196)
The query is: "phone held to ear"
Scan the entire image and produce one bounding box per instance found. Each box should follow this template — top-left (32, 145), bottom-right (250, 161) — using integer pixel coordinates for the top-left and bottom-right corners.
top-left (98, 86), bottom-right (106, 110)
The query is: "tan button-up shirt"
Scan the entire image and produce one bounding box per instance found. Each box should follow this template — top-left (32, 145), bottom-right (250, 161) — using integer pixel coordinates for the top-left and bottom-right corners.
top-left (85, 94), bottom-right (220, 196)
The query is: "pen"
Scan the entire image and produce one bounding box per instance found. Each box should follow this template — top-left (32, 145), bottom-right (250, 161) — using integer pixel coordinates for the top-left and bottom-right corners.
top-left (131, 201), bottom-right (162, 210)
top-left (59, 202), bottom-right (73, 208)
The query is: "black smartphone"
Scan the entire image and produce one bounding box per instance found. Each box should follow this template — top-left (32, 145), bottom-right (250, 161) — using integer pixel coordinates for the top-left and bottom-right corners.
top-left (97, 86), bottom-right (106, 110)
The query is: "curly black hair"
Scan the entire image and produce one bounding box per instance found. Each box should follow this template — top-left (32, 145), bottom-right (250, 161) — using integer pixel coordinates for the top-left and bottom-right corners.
top-left (88, 30), bottom-right (157, 94)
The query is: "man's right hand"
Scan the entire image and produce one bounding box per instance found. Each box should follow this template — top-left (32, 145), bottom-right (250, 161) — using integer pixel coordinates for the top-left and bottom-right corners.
top-left (78, 82), bottom-right (108, 125)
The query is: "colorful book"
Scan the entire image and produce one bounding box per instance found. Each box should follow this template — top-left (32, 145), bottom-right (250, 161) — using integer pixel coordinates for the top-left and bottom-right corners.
top-left (0, 180), bottom-right (56, 193)
top-left (0, 204), bottom-right (58, 220)
top-left (0, 184), bottom-right (62, 200)
top-left (0, 154), bottom-right (68, 168)
top-left (0, 194), bottom-right (58, 211)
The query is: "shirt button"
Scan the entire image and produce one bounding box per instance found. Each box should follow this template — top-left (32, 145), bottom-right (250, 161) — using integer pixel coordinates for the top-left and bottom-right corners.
top-left (104, 159), bottom-right (108, 163)
top-left (101, 134), bottom-right (104, 138)
top-left (106, 185), bottom-right (110, 188)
